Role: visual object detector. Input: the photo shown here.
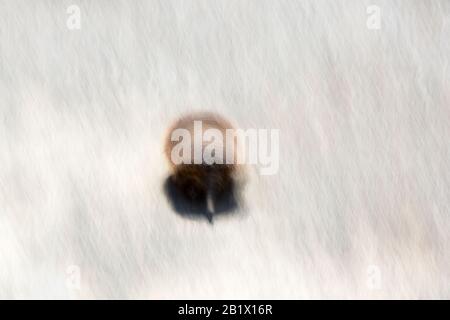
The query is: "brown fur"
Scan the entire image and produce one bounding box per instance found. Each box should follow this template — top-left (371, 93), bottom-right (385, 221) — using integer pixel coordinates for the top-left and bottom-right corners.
top-left (164, 112), bottom-right (237, 200)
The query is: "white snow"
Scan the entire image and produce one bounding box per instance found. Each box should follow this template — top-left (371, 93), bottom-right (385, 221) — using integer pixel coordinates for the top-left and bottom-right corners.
top-left (0, 0), bottom-right (449, 299)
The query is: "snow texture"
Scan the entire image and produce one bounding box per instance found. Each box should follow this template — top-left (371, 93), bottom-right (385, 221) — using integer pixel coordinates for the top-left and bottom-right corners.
top-left (0, 0), bottom-right (449, 299)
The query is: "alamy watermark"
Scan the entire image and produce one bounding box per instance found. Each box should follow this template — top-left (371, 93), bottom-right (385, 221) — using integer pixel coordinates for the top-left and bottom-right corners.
top-left (366, 264), bottom-right (382, 290)
top-left (366, 5), bottom-right (381, 30)
top-left (67, 5), bottom-right (81, 30)
top-left (170, 121), bottom-right (279, 175)
top-left (66, 264), bottom-right (81, 291)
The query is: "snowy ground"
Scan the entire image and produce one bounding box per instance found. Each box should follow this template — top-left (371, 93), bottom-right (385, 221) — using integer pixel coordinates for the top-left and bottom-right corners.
top-left (0, 0), bottom-right (449, 299)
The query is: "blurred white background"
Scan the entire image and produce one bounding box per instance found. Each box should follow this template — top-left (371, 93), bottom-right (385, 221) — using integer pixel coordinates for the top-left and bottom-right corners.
top-left (0, 0), bottom-right (449, 299)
